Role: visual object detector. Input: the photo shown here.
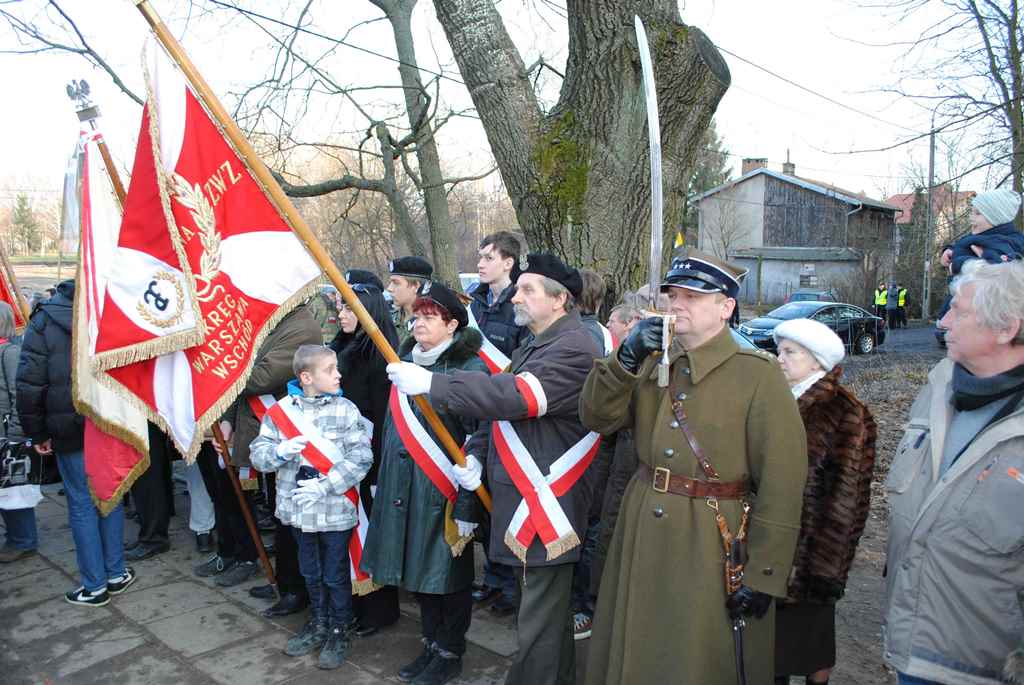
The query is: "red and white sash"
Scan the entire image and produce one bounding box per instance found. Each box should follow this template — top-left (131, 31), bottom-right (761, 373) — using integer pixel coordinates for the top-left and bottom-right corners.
top-left (387, 386), bottom-right (458, 502)
top-left (492, 419), bottom-right (601, 562)
top-left (466, 306), bottom-right (511, 374)
top-left (249, 394), bottom-right (374, 594)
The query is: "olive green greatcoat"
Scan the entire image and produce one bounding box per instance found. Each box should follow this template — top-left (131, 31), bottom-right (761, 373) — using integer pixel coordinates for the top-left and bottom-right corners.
top-left (359, 328), bottom-right (486, 595)
top-left (580, 326), bottom-right (808, 685)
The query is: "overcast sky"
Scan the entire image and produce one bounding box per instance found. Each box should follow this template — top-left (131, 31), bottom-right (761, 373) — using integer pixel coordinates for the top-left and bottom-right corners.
top-left (0, 0), bottom-right (984, 207)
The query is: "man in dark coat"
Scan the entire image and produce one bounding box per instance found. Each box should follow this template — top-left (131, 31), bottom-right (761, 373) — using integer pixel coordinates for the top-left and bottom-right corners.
top-left (17, 279), bottom-right (134, 605)
top-left (467, 230), bottom-right (526, 615)
top-left (387, 253), bottom-right (602, 685)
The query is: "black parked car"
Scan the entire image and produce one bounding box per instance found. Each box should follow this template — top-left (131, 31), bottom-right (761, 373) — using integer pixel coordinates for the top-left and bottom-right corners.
top-left (738, 301), bottom-right (886, 355)
top-left (785, 289), bottom-right (837, 303)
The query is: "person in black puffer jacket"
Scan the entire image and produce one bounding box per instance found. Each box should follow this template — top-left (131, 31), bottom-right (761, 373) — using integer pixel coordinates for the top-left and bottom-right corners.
top-left (16, 279), bottom-right (133, 606)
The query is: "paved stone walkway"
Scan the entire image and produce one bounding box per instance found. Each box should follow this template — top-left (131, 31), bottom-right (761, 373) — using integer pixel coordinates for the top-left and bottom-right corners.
top-left (0, 479), bottom-right (563, 684)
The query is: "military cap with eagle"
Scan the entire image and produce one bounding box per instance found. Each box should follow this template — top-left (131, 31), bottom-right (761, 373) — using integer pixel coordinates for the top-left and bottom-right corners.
top-left (661, 247), bottom-right (748, 299)
top-left (517, 252), bottom-right (583, 299)
top-left (416, 280), bottom-right (469, 330)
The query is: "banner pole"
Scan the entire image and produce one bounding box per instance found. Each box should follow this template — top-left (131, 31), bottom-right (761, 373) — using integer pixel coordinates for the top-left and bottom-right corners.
top-left (212, 424), bottom-right (278, 595)
top-left (0, 241), bottom-right (32, 326)
top-left (134, 0), bottom-right (490, 511)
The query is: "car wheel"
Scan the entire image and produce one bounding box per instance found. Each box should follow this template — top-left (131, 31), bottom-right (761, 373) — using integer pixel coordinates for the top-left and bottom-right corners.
top-left (856, 332), bottom-right (875, 354)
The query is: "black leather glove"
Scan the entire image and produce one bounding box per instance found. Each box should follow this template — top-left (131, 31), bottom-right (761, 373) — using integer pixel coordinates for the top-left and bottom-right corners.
top-left (616, 317), bottom-right (665, 374)
top-left (725, 585), bottom-right (773, 621)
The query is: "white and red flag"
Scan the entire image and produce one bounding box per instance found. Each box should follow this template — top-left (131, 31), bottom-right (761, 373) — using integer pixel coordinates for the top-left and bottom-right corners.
top-left (71, 128), bottom-right (151, 514)
top-left (96, 45), bottom-right (320, 460)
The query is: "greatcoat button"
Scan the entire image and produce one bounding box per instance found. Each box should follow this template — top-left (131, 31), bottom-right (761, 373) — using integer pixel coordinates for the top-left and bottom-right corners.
top-left (762, 567), bottom-right (774, 576)
top-left (393, 498), bottom-right (403, 506)
top-left (677, 393), bottom-right (687, 401)
top-left (669, 420), bottom-right (680, 429)
top-left (664, 448), bottom-right (675, 457)
top-left (683, 368), bottom-right (691, 374)
top-left (653, 508), bottom-right (664, 518)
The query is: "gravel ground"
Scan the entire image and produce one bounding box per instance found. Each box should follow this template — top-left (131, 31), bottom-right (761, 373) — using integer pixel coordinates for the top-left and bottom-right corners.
top-left (823, 346), bottom-right (946, 685)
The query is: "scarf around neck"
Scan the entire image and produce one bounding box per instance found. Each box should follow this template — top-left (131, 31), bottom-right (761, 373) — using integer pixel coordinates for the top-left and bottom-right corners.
top-left (951, 362), bottom-right (1024, 411)
top-left (412, 336), bottom-right (455, 367)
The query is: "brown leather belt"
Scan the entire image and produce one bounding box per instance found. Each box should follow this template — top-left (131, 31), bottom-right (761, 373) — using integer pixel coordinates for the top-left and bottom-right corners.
top-left (638, 463), bottom-right (750, 499)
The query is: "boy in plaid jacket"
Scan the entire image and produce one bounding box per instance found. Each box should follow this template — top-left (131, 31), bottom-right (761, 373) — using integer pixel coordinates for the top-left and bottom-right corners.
top-left (250, 344), bottom-right (372, 670)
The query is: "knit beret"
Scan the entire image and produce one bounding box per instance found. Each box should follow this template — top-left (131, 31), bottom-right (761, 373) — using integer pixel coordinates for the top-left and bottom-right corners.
top-left (973, 189), bottom-right (1022, 227)
top-left (773, 318), bottom-right (845, 372)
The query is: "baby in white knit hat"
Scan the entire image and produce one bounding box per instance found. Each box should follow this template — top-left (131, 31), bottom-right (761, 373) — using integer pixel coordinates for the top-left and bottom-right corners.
top-left (940, 188), bottom-right (1024, 276)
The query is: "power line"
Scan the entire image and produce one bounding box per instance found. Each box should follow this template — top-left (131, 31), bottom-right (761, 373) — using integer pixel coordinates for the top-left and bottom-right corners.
top-left (712, 42), bottom-right (923, 135)
top-left (203, 0), bottom-right (467, 87)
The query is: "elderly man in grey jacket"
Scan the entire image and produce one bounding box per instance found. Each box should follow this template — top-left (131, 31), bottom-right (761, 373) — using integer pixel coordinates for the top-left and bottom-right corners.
top-left (884, 258), bottom-right (1024, 685)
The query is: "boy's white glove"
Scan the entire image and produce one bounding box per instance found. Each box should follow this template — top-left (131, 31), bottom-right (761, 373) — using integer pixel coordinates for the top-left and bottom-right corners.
top-left (455, 519), bottom-right (478, 538)
top-left (452, 454), bottom-right (482, 491)
top-left (292, 477), bottom-right (328, 508)
top-left (386, 362), bottom-right (433, 395)
top-left (276, 435), bottom-right (309, 458)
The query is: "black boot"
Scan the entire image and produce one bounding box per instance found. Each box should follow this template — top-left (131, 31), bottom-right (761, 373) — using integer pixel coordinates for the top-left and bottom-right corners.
top-left (412, 653), bottom-right (462, 685)
top-left (398, 640), bottom-right (436, 682)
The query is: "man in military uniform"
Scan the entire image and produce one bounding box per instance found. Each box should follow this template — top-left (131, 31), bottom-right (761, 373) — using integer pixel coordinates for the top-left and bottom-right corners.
top-left (387, 253), bottom-right (602, 685)
top-left (387, 256), bottom-right (433, 345)
top-left (581, 248), bottom-right (808, 685)
top-left (307, 285), bottom-right (341, 343)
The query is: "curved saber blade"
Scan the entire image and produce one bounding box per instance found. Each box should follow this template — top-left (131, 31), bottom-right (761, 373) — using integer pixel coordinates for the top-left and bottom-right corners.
top-left (634, 15), bottom-right (663, 311)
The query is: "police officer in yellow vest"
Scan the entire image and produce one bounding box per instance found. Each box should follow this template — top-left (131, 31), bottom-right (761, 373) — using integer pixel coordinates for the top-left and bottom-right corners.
top-left (897, 284), bottom-right (908, 328)
top-left (874, 282), bottom-right (887, 319)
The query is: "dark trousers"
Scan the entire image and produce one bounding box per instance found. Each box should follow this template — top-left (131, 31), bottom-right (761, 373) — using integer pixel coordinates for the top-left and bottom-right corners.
top-left (571, 518), bottom-right (601, 615)
top-left (506, 563), bottom-right (574, 685)
top-left (480, 517), bottom-right (518, 601)
top-left (353, 479), bottom-right (400, 628)
top-left (417, 588), bottom-right (473, 656)
top-left (265, 474), bottom-right (306, 597)
top-left (130, 422), bottom-right (175, 546)
top-left (196, 444), bottom-right (257, 563)
top-left (887, 309), bottom-right (900, 329)
top-left (898, 306), bottom-right (907, 327)
top-left (295, 527), bottom-right (354, 629)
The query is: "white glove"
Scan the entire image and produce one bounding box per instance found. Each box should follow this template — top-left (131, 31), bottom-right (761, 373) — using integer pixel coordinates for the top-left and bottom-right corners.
top-left (386, 362), bottom-right (434, 396)
top-left (292, 477), bottom-right (328, 508)
top-left (456, 519), bottom-right (478, 538)
top-left (452, 454), bottom-right (483, 491)
top-left (275, 435), bottom-right (309, 458)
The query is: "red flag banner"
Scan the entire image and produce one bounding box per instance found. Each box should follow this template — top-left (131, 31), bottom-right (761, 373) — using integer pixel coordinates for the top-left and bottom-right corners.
top-left (0, 246), bottom-right (28, 333)
top-left (71, 128), bottom-right (151, 515)
top-left (97, 44), bottom-right (321, 460)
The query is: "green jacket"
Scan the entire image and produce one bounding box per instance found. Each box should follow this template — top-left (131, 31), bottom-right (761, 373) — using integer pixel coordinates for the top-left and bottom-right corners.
top-left (360, 327), bottom-right (486, 595)
top-left (581, 325), bottom-right (808, 685)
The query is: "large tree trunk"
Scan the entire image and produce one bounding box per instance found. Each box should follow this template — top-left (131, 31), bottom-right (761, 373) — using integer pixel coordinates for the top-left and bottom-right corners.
top-left (370, 0), bottom-right (458, 284)
top-left (432, 0), bottom-right (730, 300)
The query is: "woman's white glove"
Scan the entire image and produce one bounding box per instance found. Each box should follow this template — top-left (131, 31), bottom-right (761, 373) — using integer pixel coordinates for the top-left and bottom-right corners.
top-left (455, 520), bottom-right (478, 538)
top-left (292, 477), bottom-right (328, 508)
top-left (386, 362), bottom-right (433, 395)
top-left (276, 435), bottom-right (309, 458)
top-left (452, 454), bottom-right (483, 491)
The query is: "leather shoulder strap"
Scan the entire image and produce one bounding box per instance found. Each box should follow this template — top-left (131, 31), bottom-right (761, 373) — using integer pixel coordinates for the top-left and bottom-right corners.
top-left (669, 370), bottom-right (719, 481)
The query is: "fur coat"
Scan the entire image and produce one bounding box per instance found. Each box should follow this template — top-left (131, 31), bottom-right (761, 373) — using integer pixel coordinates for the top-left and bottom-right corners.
top-left (786, 366), bottom-right (877, 604)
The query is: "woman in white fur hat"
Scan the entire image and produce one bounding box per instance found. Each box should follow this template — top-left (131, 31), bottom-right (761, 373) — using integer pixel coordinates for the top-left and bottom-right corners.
top-left (772, 319), bottom-right (877, 685)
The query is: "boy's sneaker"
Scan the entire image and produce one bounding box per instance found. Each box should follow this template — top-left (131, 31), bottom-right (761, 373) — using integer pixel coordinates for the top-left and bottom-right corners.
top-left (411, 653), bottom-right (462, 685)
top-left (317, 625), bottom-right (351, 670)
top-left (65, 586), bottom-right (110, 607)
top-left (285, 617), bottom-right (327, 657)
top-left (194, 554), bottom-right (235, 578)
top-left (573, 611), bottom-right (593, 640)
top-left (215, 560), bottom-right (259, 587)
top-left (107, 567), bottom-right (137, 595)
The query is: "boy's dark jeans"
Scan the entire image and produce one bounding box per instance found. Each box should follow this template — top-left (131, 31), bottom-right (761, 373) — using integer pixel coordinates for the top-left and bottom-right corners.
top-left (295, 527), bottom-right (354, 629)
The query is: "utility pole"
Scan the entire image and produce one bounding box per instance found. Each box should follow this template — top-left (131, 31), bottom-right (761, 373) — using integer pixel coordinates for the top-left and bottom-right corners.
top-left (922, 126), bottom-right (936, 321)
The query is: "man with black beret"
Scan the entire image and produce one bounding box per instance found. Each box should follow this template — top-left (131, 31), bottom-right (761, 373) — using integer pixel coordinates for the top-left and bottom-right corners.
top-left (386, 252), bottom-right (602, 685)
top-left (387, 256), bottom-right (433, 345)
top-left (580, 247), bottom-right (808, 684)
